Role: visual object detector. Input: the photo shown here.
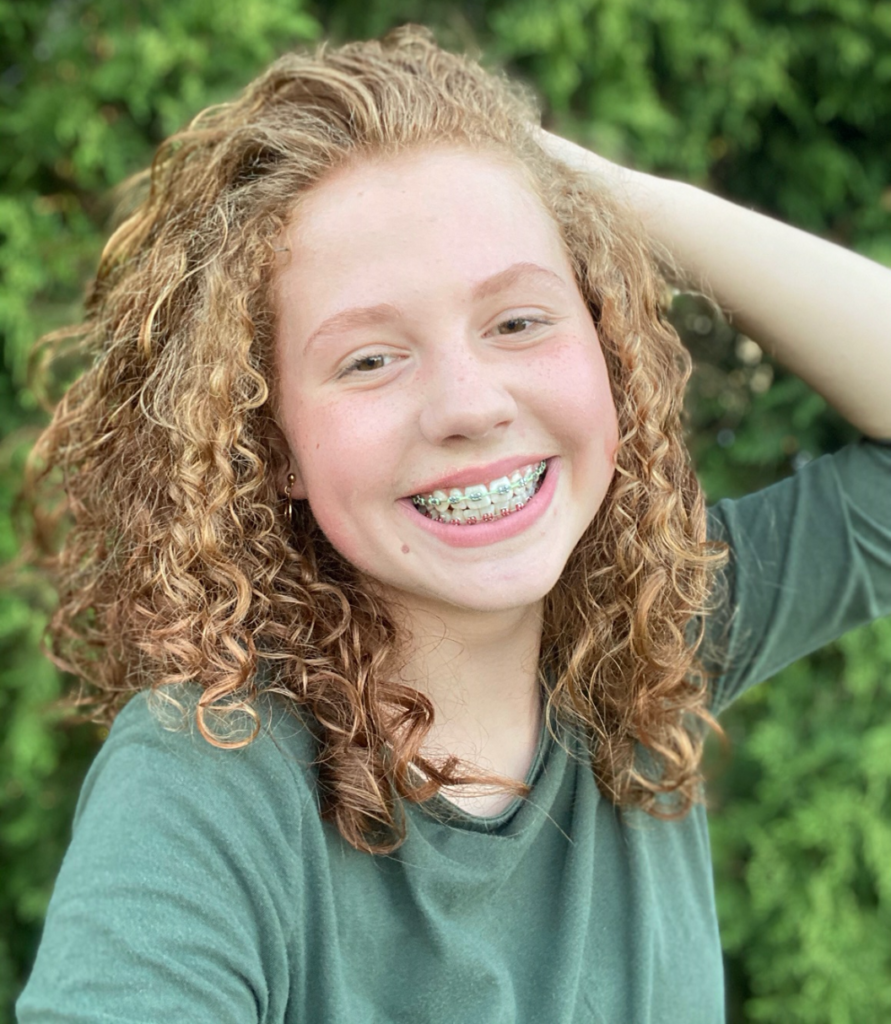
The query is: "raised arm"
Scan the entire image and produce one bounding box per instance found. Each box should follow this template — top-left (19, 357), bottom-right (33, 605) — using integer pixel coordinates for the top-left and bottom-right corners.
top-left (540, 131), bottom-right (891, 440)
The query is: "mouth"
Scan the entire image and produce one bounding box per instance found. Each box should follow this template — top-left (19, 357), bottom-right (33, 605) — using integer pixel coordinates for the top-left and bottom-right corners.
top-left (409, 460), bottom-right (548, 527)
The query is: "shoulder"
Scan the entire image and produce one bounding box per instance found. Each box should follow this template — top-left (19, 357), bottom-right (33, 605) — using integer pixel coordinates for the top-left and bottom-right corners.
top-left (97, 682), bottom-right (319, 781)
top-left (707, 435), bottom-right (891, 543)
top-left (18, 689), bottom-right (322, 1023)
top-left (703, 437), bottom-right (891, 712)
top-left (63, 683), bottom-right (324, 922)
top-left (77, 683), bottom-right (320, 840)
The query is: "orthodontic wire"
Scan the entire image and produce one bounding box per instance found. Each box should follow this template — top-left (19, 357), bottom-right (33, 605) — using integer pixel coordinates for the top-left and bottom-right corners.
top-left (411, 461), bottom-right (546, 509)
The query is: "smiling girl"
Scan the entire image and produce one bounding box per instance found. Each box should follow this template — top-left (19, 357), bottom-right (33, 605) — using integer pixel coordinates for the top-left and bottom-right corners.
top-left (17, 25), bottom-right (891, 1024)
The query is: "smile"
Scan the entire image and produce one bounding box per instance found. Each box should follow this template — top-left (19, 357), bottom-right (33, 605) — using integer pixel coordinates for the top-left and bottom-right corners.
top-left (411, 461), bottom-right (547, 526)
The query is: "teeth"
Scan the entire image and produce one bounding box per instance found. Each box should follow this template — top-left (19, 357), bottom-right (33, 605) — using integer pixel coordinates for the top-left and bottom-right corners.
top-left (412, 461), bottom-right (547, 524)
top-left (490, 475), bottom-right (512, 514)
top-left (465, 485), bottom-right (492, 511)
top-left (448, 488), bottom-right (467, 511)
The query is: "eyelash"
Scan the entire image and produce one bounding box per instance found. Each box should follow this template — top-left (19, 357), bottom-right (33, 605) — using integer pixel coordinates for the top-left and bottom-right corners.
top-left (336, 316), bottom-right (554, 378)
top-left (493, 315), bottom-right (553, 336)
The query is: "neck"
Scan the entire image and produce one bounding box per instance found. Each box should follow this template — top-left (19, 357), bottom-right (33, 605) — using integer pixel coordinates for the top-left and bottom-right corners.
top-left (393, 598), bottom-right (544, 793)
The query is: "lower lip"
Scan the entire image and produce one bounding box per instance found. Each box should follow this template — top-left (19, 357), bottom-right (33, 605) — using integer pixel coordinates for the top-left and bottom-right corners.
top-left (397, 458), bottom-right (560, 548)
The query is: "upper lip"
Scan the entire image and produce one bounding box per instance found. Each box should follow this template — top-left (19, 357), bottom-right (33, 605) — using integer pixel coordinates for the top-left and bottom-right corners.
top-left (405, 455), bottom-right (552, 497)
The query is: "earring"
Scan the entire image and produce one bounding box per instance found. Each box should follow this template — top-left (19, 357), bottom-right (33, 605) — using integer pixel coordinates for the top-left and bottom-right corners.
top-left (284, 473), bottom-right (296, 521)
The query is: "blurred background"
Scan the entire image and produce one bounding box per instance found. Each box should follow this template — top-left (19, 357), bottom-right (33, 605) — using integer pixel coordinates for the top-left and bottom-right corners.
top-left (2, 1), bottom-right (891, 1021)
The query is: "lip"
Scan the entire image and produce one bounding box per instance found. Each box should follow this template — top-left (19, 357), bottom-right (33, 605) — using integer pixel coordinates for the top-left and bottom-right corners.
top-left (397, 457), bottom-right (560, 548)
top-left (404, 453), bottom-right (553, 498)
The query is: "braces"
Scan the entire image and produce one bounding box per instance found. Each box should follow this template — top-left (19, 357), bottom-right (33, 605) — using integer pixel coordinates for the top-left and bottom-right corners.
top-left (411, 460), bottom-right (547, 511)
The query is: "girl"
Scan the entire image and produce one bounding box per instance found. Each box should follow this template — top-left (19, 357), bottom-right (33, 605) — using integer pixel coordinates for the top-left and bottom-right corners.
top-left (17, 25), bottom-right (891, 1024)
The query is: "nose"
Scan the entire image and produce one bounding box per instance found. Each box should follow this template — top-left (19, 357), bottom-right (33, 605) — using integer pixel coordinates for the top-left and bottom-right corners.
top-left (417, 342), bottom-right (519, 445)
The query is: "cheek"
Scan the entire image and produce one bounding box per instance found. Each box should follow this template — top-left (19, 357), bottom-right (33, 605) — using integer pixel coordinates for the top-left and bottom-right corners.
top-left (530, 335), bottom-right (619, 445)
top-left (285, 396), bottom-right (399, 558)
top-left (294, 404), bottom-right (362, 501)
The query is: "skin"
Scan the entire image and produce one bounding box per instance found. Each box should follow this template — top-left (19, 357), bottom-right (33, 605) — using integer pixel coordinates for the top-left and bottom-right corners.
top-left (539, 129), bottom-right (891, 440)
top-left (274, 147), bottom-right (619, 811)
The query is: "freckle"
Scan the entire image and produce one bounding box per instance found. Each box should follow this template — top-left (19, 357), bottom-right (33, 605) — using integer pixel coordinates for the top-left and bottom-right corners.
top-left (401, 544), bottom-right (410, 554)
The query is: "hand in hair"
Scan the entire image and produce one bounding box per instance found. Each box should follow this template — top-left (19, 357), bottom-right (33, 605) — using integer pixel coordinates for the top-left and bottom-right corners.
top-left (538, 126), bottom-right (891, 440)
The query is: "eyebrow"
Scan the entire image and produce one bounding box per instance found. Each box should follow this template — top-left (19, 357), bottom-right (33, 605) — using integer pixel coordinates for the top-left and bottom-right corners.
top-left (302, 261), bottom-right (568, 353)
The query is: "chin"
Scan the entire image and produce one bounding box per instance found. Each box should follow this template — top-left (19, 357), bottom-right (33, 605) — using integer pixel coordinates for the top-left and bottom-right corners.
top-left (427, 564), bottom-right (566, 616)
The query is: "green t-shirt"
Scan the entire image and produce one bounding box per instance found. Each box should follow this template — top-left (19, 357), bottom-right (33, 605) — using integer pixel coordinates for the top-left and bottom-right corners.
top-left (17, 439), bottom-right (891, 1024)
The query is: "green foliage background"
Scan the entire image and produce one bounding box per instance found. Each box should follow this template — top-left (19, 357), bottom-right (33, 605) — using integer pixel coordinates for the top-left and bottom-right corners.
top-left (2, 1), bottom-right (890, 1021)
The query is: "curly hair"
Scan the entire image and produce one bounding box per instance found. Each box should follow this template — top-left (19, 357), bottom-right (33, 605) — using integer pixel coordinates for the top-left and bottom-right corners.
top-left (24, 24), bottom-right (728, 852)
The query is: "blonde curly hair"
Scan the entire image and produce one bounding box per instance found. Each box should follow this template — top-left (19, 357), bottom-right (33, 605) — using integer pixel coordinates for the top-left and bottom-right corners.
top-left (25, 25), bottom-right (728, 852)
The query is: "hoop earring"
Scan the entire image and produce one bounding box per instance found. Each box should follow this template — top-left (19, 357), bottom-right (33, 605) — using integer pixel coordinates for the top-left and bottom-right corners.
top-left (284, 473), bottom-right (296, 522)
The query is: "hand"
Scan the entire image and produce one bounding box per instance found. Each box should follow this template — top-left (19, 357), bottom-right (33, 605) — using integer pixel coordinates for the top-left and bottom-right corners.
top-left (537, 125), bottom-right (891, 437)
top-left (534, 128), bottom-right (636, 191)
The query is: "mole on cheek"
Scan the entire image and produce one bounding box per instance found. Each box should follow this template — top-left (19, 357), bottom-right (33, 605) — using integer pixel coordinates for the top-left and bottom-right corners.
top-left (401, 544), bottom-right (410, 555)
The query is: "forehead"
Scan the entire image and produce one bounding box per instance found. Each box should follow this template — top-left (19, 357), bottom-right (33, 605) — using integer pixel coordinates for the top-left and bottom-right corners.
top-left (277, 147), bottom-right (572, 305)
top-left (294, 145), bottom-right (551, 232)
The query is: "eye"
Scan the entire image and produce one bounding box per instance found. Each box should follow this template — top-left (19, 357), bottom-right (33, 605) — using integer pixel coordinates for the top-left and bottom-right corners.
top-left (337, 353), bottom-right (395, 378)
top-left (493, 316), bottom-right (553, 336)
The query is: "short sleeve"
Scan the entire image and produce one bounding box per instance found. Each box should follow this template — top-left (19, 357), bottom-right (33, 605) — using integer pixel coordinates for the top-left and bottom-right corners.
top-left (16, 690), bottom-right (314, 1024)
top-left (704, 438), bottom-right (891, 715)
